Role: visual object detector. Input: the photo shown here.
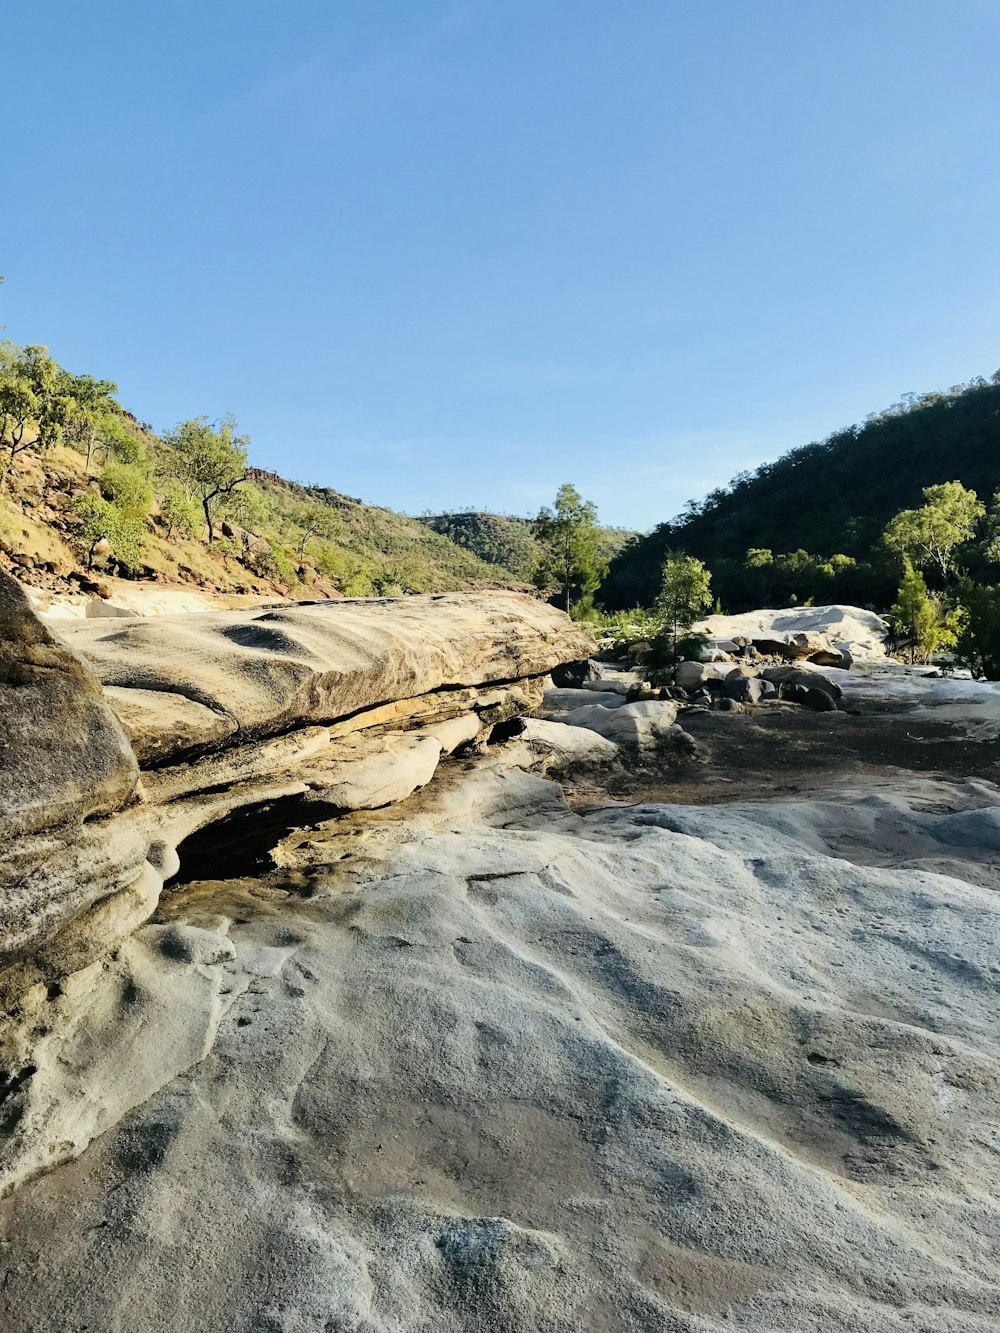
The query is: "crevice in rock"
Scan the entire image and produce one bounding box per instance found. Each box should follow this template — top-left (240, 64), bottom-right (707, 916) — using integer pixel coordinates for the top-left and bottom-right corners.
top-left (169, 794), bottom-right (343, 884)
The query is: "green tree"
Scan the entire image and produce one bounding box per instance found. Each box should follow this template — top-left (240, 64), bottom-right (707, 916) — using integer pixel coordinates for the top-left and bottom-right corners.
top-left (979, 491), bottom-right (1000, 566)
top-left (222, 482), bottom-right (273, 538)
top-left (889, 561), bottom-right (963, 663)
top-left (0, 343), bottom-right (71, 489)
top-left (159, 483), bottom-right (201, 540)
top-left (71, 493), bottom-right (145, 571)
top-left (164, 415), bottom-right (249, 542)
top-left (641, 552), bottom-right (713, 684)
top-left (62, 373), bottom-right (121, 473)
top-left (884, 481), bottom-right (985, 582)
top-left (99, 462), bottom-right (152, 522)
top-left (293, 498), bottom-right (340, 558)
top-left (745, 547), bottom-right (775, 604)
top-left (533, 483), bottom-right (606, 614)
top-left (953, 577), bottom-right (1000, 679)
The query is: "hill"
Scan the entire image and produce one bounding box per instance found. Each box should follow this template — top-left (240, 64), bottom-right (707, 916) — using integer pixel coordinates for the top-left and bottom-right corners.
top-left (601, 375), bottom-right (1000, 611)
top-left (0, 341), bottom-right (524, 605)
top-left (421, 510), bottom-right (637, 581)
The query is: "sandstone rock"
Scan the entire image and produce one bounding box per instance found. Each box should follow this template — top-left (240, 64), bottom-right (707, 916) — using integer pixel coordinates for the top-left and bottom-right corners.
top-left (60, 591), bottom-right (593, 767)
top-left (541, 686), bottom-right (627, 715)
top-left (695, 605), bottom-right (888, 662)
top-left (761, 664), bottom-right (842, 703)
top-left (0, 569), bottom-right (139, 844)
top-left (723, 675), bottom-right (776, 704)
top-left (550, 658), bottom-right (602, 689)
top-left (309, 733), bottom-right (444, 810)
top-left (0, 592), bottom-right (587, 974)
top-left (561, 698), bottom-right (679, 748)
top-left (420, 713), bottom-right (482, 754)
top-left (84, 599), bottom-right (139, 619)
top-left (809, 645), bottom-right (853, 670)
top-left (521, 717), bottom-right (620, 768)
top-left (580, 678), bottom-right (632, 695)
top-left (674, 660), bottom-right (735, 690)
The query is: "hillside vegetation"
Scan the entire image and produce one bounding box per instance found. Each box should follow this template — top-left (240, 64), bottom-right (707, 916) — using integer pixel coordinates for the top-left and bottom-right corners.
top-left (0, 341), bottom-right (523, 602)
top-left (422, 510), bottom-right (636, 581)
top-left (601, 375), bottom-right (1000, 611)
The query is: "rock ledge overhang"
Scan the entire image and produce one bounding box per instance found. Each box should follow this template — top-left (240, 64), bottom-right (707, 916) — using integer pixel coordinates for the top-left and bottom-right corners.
top-left (0, 578), bottom-right (593, 979)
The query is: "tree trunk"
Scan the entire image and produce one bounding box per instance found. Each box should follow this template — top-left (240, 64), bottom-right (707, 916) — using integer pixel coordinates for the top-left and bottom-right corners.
top-left (203, 497), bottom-right (215, 543)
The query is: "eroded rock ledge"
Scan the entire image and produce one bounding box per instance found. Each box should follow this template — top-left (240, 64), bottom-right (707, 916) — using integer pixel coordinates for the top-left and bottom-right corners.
top-left (0, 577), bottom-right (593, 986)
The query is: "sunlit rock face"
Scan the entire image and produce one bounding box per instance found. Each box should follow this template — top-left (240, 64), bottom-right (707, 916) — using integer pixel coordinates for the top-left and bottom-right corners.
top-left (0, 587), bottom-right (592, 975)
top-left (1, 766), bottom-right (998, 1331)
top-left (2, 577), bottom-right (999, 1332)
top-left (695, 604), bottom-right (889, 663)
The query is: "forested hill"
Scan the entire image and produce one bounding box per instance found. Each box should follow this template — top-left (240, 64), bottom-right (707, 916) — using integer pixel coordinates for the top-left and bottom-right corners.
top-left (421, 511), bottom-right (637, 581)
top-left (602, 376), bottom-right (1000, 611)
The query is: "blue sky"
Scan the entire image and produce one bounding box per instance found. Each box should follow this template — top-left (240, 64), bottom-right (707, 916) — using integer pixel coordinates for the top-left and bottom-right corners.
top-left (4, 1), bottom-right (1000, 529)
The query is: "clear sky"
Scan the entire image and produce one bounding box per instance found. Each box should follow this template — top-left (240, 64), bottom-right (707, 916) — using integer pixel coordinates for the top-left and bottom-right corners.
top-left (4, 1), bottom-right (1000, 529)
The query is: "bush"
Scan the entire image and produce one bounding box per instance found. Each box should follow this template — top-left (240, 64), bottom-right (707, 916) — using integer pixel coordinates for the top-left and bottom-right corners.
top-left (954, 579), bottom-right (1000, 679)
top-left (159, 483), bottom-right (201, 540)
top-left (889, 561), bottom-right (963, 663)
top-left (71, 492), bottom-right (145, 571)
top-left (100, 462), bottom-right (152, 522)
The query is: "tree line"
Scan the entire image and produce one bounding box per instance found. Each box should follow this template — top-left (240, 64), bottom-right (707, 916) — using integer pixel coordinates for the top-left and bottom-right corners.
top-left (600, 374), bottom-right (1000, 612)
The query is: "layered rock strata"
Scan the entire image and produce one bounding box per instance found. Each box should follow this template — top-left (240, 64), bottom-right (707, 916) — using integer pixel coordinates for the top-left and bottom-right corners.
top-left (0, 578), bottom-right (592, 984)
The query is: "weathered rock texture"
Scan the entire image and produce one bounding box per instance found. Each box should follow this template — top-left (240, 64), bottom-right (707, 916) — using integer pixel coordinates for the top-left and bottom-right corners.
top-left (59, 592), bottom-right (592, 765)
top-left (0, 588), bottom-right (592, 977)
top-left (695, 604), bottom-right (888, 662)
top-left (0, 569), bottom-right (139, 841)
top-left (0, 767), bottom-right (998, 1330)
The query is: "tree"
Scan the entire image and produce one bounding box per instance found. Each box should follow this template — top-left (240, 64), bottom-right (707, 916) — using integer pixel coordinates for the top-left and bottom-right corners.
top-left (159, 483), bottom-right (201, 540)
top-left (164, 415), bottom-right (248, 542)
top-left (533, 483), bottom-right (606, 614)
top-left (640, 552), bottom-right (713, 684)
top-left (883, 482), bottom-right (984, 582)
top-left (980, 491), bottom-right (1000, 567)
top-left (745, 547), bottom-right (775, 605)
top-left (293, 497), bottom-right (340, 558)
top-left (71, 493), bottom-right (145, 571)
top-left (889, 561), bottom-right (963, 663)
top-left (221, 481), bottom-right (272, 538)
top-left (0, 343), bottom-right (71, 489)
top-left (99, 462), bottom-right (152, 522)
top-left (953, 577), bottom-right (1000, 680)
top-left (62, 373), bottom-right (121, 473)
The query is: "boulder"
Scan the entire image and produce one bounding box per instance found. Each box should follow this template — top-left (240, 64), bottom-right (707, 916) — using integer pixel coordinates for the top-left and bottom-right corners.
top-left (541, 687), bottom-right (627, 715)
top-left (694, 605), bottom-right (888, 662)
top-left (723, 675), bottom-right (776, 704)
top-left (761, 665), bottom-right (842, 703)
top-left (780, 682), bottom-right (839, 711)
top-left (550, 658), bottom-right (602, 689)
top-left (808, 646), bottom-right (853, 670)
top-left (674, 661), bottom-right (735, 690)
top-left (0, 569), bottom-right (139, 843)
top-left (561, 699), bottom-right (679, 749)
top-left (521, 717), bottom-right (620, 768)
